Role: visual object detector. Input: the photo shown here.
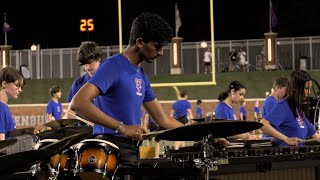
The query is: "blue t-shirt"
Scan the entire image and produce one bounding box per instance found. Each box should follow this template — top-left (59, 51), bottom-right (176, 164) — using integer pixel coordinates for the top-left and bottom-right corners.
top-left (254, 106), bottom-right (261, 114)
top-left (172, 99), bottom-right (192, 118)
top-left (262, 96), bottom-right (277, 118)
top-left (67, 73), bottom-right (91, 126)
top-left (196, 106), bottom-right (203, 118)
top-left (47, 99), bottom-right (62, 120)
top-left (261, 96), bottom-right (278, 138)
top-left (88, 54), bottom-right (156, 135)
top-left (239, 106), bottom-right (247, 117)
top-left (0, 101), bottom-right (16, 137)
top-left (67, 73), bottom-right (91, 102)
top-left (264, 99), bottom-right (316, 146)
top-left (215, 102), bottom-right (236, 120)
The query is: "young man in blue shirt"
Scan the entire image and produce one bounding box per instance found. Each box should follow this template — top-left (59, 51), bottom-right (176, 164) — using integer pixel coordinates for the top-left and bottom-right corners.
top-left (0, 67), bottom-right (25, 140)
top-left (261, 77), bottom-right (288, 138)
top-left (63, 41), bottom-right (102, 126)
top-left (71, 12), bottom-right (209, 163)
top-left (46, 86), bottom-right (62, 121)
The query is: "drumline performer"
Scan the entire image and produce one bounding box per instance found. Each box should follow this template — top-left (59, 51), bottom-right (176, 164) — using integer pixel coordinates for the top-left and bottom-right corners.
top-left (260, 70), bottom-right (320, 146)
top-left (0, 67), bottom-right (25, 140)
top-left (63, 41), bottom-right (102, 127)
top-left (71, 13), bottom-right (229, 170)
top-left (214, 81), bottom-right (257, 140)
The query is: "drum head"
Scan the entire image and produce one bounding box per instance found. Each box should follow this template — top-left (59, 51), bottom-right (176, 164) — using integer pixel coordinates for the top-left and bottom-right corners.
top-left (76, 139), bottom-right (119, 151)
top-left (34, 139), bottom-right (58, 149)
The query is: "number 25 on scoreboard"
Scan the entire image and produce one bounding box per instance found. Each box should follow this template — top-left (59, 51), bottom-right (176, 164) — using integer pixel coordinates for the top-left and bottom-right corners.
top-left (80, 19), bottom-right (94, 32)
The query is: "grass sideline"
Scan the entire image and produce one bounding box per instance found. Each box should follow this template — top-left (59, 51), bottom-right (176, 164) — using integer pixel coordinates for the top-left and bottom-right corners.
top-left (10, 70), bottom-right (320, 104)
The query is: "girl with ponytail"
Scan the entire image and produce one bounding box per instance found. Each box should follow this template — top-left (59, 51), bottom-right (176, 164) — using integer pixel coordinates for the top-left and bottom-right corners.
top-left (215, 81), bottom-right (257, 140)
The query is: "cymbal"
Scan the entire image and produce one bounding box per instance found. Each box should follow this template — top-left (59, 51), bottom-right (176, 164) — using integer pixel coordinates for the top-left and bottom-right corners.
top-left (0, 139), bottom-right (18, 152)
top-left (156, 120), bottom-right (263, 141)
top-left (6, 127), bottom-right (35, 138)
top-left (44, 119), bottom-right (81, 128)
top-left (36, 126), bottom-right (93, 140)
top-left (41, 132), bottom-right (91, 157)
top-left (0, 149), bottom-right (48, 175)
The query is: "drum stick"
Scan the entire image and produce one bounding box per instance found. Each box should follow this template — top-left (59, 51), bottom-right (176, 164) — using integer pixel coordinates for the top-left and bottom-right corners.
top-left (65, 111), bottom-right (94, 126)
top-left (301, 139), bottom-right (317, 143)
top-left (141, 130), bottom-right (167, 140)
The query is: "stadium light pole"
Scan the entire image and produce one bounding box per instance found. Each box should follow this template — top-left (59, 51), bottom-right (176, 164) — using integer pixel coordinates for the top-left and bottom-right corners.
top-left (118, 0), bottom-right (123, 53)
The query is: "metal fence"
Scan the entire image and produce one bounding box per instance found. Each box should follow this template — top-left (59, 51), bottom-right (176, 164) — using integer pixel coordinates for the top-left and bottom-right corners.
top-left (9, 36), bottom-right (320, 79)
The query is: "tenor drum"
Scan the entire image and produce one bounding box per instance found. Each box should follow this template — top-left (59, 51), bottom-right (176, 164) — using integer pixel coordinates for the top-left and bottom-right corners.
top-left (32, 139), bottom-right (60, 178)
top-left (75, 139), bottom-right (120, 179)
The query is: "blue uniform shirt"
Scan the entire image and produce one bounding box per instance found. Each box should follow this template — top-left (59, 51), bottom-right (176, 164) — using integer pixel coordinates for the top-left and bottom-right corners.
top-left (47, 100), bottom-right (62, 120)
top-left (67, 73), bottom-right (92, 126)
top-left (264, 99), bottom-right (316, 146)
top-left (262, 96), bottom-right (278, 118)
top-left (172, 99), bottom-right (191, 118)
top-left (67, 73), bottom-right (91, 102)
top-left (239, 106), bottom-right (247, 117)
top-left (196, 106), bottom-right (203, 118)
top-left (215, 102), bottom-right (236, 120)
top-left (261, 96), bottom-right (278, 138)
top-left (0, 101), bottom-right (16, 138)
top-left (88, 54), bottom-right (156, 135)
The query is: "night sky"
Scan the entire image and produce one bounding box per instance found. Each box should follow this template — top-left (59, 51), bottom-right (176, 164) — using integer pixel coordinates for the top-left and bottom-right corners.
top-left (1, 0), bottom-right (320, 50)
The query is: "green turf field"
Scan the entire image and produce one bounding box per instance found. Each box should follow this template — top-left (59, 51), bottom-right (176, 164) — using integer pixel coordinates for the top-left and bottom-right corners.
top-left (10, 70), bottom-right (320, 104)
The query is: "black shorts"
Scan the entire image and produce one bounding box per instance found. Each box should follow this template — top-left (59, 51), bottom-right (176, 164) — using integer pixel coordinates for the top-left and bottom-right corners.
top-left (205, 62), bottom-right (211, 66)
top-left (175, 115), bottom-right (189, 124)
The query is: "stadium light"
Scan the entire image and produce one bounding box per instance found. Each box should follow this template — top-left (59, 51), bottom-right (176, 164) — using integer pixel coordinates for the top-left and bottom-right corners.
top-left (200, 41), bottom-right (208, 48)
top-left (31, 44), bottom-right (37, 52)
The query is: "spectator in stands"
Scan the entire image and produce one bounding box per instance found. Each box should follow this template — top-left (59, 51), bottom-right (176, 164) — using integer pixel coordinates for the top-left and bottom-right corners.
top-left (203, 48), bottom-right (212, 74)
top-left (239, 101), bottom-right (247, 120)
top-left (63, 41), bottom-right (102, 126)
top-left (238, 48), bottom-right (247, 71)
top-left (0, 66), bottom-right (25, 140)
top-left (228, 48), bottom-right (237, 71)
top-left (260, 70), bottom-right (320, 146)
top-left (215, 81), bottom-right (257, 140)
top-left (46, 86), bottom-right (62, 121)
top-left (170, 90), bottom-right (194, 149)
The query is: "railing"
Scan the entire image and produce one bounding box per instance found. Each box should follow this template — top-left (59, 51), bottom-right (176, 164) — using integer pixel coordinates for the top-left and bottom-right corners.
top-left (9, 36), bottom-right (320, 79)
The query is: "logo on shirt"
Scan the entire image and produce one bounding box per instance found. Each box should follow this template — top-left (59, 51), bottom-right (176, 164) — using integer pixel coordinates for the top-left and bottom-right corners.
top-left (296, 116), bottom-right (305, 128)
top-left (135, 78), bottom-right (142, 96)
top-left (57, 106), bottom-right (61, 112)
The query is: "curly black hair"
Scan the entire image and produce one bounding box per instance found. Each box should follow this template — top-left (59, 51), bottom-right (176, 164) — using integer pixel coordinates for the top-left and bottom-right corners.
top-left (129, 12), bottom-right (173, 46)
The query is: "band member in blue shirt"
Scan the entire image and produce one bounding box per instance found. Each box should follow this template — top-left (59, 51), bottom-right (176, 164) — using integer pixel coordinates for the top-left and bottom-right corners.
top-left (262, 77), bottom-right (289, 117)
top-left (239, 101), bottom-right (247, 120)
top-left (46, 86), bottom-right (62, 121)
top-left (215, 81), bottom-right (257, 140)
top-left (260, 70), bottom-right (320, 146)
top-left (196, 99), bottom-right (203, 118)
top-left (261, 77), bottom-right (288, 138)
top-left (70, 12), bottom-right (198, 163)
top-left (0, 67), bottom-right (25, 140)
top-left (64, 41), bottom-right (102, 126)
